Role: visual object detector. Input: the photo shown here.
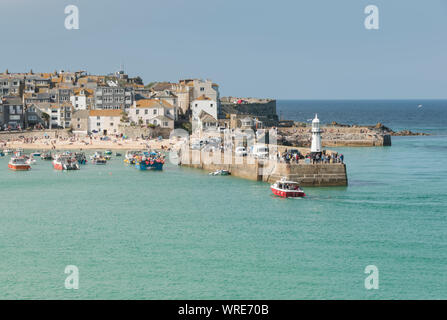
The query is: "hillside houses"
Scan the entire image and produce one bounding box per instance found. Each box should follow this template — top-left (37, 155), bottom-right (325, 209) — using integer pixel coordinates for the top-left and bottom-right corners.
top-left (0, 68), bottom-right (247, 135)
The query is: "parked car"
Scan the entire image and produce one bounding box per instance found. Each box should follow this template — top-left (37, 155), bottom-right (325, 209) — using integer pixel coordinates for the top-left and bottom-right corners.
top-left (235, 146), bottom-right (247, 157)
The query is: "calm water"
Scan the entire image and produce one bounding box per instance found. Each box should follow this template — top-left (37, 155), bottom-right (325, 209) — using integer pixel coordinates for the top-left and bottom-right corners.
top-left (0, 101), bottom-right (446, 299)
top-left (278, 99), bottom-right (447, 135)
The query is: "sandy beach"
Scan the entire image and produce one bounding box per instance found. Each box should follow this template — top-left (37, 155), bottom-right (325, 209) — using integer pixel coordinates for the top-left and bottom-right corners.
top-left (0, 136), bottom-right (176, 151)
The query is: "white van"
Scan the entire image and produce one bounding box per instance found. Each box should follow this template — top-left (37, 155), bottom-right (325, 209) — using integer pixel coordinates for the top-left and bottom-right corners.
top-left (251, 144), bottom-right (269, 159)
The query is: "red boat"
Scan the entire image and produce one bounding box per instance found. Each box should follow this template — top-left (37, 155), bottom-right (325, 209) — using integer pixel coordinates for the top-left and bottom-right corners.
top-left (8, 157), bottom-right (31, 171)
top-left (271, 178), bottom-right (305, 198)
top-left (53, 154), bottom-right (80, 171)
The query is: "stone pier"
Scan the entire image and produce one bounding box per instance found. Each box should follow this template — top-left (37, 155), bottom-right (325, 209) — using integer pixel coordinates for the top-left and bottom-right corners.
top-left (180, 151), bottom-right (348, 187)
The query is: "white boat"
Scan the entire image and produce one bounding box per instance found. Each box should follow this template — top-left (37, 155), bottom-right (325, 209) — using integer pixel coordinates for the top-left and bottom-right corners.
top-left (209, 169), bottom-right (231, 176)
top-left (271, 178), bottom-right (306, 198)
top-left (25, 157), bottom-right (37, 165)
top-left (8, 157), bottom-right (31, 171)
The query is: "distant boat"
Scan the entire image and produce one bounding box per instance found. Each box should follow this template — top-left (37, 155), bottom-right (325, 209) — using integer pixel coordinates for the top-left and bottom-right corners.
top-left (418, 104), bottom-right (423, 108)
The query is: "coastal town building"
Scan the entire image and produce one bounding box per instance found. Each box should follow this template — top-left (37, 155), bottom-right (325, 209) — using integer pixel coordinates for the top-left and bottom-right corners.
top-left (88, 109), bottom-right (122, 135)
top-left (191, 95), bottom-right (219, 131)
top-left (94, 84), bottom-right (134, 110)
top-left (0, 77), bottom-right (23, 96)
top-left (198, 110), bottom-right (219, 131)
top-left (0, 96), bottom-right (24, 129)
top-left (71, 110), bottom-right (89, 134)
top-left (70, 88), bottom-right (94, 110)
top-left (25, 104), bottom-right (46, 128)
top-left (128, 99), bottom-right (175, 129)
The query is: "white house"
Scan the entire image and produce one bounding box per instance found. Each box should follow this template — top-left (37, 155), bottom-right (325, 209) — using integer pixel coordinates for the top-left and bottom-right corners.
top-left (70, 88), bottom-right (94, 110)
top-left (198, 110), bottom-right (219, 131)
top-left (88, 109), bottom-right (122, 135)
top-left (191, 95), bottom-right (218, 131)
top-left (128, 99), bottom-right (175, 129)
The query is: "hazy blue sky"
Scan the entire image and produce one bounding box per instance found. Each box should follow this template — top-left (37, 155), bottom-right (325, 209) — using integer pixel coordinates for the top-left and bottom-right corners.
top-left (1, 0), bottom-right (446, 99)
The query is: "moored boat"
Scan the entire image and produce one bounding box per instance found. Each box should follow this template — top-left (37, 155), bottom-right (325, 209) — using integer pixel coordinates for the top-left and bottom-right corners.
top-left (41, 152), bottom-right (53, 160)
top-left (3, 149), bottom-right (13, 155)
top-left (209, 169), bottom-right (231, 176)
top-left (104, 150), bottom-right (113, 156)
top-left (8, 157), bottom-right (31, 171)
top-left (53, 154), bottom-right (80, 170)
top-left (74, 152), bottom-right (87, 165)
top-left (90, 151), bottom-right (107, 165)
top-left (25, 157), bottom-right (37, 165)
top-left (124, 150), bottom-right (139, 164)
top-left (270, 178), bottom-right (305, 198)
top-left (134, 151), bottom-right (165, 171)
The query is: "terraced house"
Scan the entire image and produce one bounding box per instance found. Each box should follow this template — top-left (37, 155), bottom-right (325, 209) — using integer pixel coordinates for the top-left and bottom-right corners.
top-left (128, 99), bottom-right (175, 129)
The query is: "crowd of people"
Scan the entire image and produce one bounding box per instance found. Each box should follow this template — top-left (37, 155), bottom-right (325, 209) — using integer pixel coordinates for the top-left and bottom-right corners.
top-left (274, 149), bottom-right (344, 165)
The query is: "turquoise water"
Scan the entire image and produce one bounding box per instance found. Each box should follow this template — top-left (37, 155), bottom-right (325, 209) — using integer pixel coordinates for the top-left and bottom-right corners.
top-left (0, 135), bottom-right (446, 299)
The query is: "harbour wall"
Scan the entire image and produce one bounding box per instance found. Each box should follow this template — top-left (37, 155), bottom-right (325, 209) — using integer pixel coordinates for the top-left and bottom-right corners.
top-left (180, 151), bottom-right (348, 187)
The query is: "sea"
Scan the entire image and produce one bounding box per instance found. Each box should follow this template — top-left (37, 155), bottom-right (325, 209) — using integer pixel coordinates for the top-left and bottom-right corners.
top-left (0, 100), bottom-right (446, 299)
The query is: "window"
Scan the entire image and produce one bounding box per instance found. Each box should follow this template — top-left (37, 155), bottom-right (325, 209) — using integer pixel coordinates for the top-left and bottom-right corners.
top-left (200, 87), bottom-right (204, 91)
top-left (97, 122), bottom-right (100, 126)
top-left (153, 109), bottom-right (157, 115)
top-left (110, 123), bottom-right (113, 126)
top-left (163, 122), bottom-right (168, 127)
top-left (77, 124), bottom-right (81, 129)
top-left (77, 118), bottom-right (80, 121)
top-left (144, 109), bottom-right (148, 115)
top-left (136, 110), bottom-right (139, 115)
top-left (210, 104), bottom-right (213, 107)
top-left (97, 116), bottom-right (100, 120)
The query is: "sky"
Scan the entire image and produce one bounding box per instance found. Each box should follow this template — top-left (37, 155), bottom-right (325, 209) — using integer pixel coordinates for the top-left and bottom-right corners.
top-left (0, 0), bottom-right (446, 99)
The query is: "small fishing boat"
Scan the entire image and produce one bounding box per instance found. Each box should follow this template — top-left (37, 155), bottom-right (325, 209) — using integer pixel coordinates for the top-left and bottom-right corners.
top-left (41, 152), bottom-right (53, 160)
top-left (31, 152), bottom-right (41, 157)
top-left (209, 169), bottom-right (231, 176)
top-left (8, 157), bottom-right (31, 171)
top-left (3, 149), bottom-right (13, 155)
top-left (271, 178), bottom-right (305, 198)
top-left (104, 150), bottom-right (113, 156)
top-left (0, 151), bottom-right (4, 157)
top-left (25, 157), bottom-right (37, 165)
top-left (104, 155), bottom-right (112, 160)
top-left (124, 151), bottom-right (139, 164)
top-left (74, 152), bottom-right (87, 165)
top-left (115, 152), bottom-right (122, 157)
top-left (90, 151), bottom-right (107, 165)
top-left (135, 156), bottom-right (164, 170)
top-left (53, 154), bottom-right (80, 170)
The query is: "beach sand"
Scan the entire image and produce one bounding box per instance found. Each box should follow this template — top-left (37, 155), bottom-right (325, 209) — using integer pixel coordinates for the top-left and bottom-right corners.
top-left (1, 137), bottom-right (176, 151)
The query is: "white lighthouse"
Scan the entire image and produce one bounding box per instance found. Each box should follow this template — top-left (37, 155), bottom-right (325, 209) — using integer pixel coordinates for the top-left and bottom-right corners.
top-left (311, 114), bottom-right (322, 153)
